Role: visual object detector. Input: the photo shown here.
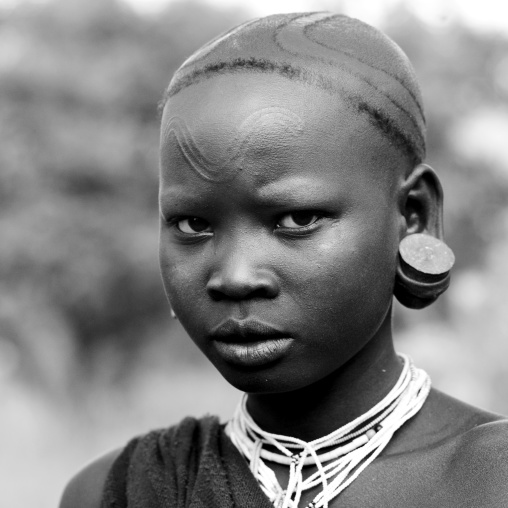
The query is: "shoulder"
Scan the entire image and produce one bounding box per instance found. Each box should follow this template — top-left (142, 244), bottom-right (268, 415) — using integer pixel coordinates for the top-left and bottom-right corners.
top-left (445, 420), bottom-right (508, 507)
top-left (58, 416), bottom-right (223, 508)
top-left (59, 448), bottom-right (122, 508)
top-left (452, 419), bottom-right (508, 475)
top-left (430, 391), bottom-right (508, 507)
top-left (382, 389), bottom-right (508, 507)
top-left (418, 388), bottom-right (508, 460)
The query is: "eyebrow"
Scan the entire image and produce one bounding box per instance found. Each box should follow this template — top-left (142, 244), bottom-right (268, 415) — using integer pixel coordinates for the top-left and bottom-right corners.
top-left (253, 177), bottom-right (353, 209)
top-left (158, 188), bottom-right (205, 209)
top-left (158, 178), bottom-right (349, 216)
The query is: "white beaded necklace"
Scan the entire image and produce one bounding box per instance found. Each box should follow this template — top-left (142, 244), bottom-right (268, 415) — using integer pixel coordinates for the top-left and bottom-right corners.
top-left (225, 354), bottom-right (430, 508)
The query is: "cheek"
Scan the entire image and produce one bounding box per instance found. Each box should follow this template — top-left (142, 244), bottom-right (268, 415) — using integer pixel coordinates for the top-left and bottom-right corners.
top-left (159, 246), bottom-right (211, 348)
top-left (287, 219), bottom-right (398, 331)
top-left (158, 235), bottom-right (204, 308)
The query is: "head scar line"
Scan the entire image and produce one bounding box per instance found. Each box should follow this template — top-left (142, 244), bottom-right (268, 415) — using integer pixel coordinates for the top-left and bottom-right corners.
top-left (299, 14), bottom-right (425, 121)
top-left (161, 13), bottom-right (426, 166)
top-left (163, 108), bottom-right (304, 182)
top-left (163, 59), bottom-right (422, 165)
top-left (166, 53), bottom-right (423, 141)
top-left (178, 17), bottom-right (262, 71)
top-left (272, 14), bottom-right (425, 134)
top-left (164, 57), bottom-right (306, 99)
top-left (163, 117), bottom-right (229, 182)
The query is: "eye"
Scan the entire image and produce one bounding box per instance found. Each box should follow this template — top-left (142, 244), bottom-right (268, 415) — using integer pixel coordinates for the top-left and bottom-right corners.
top-left (277, 211), bottom-right (320, 229)
top-left (176, 217), bottom-right (212, 234)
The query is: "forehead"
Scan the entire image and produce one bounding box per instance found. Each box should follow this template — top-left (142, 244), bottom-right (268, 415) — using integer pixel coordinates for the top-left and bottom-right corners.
top-left (160, 73), bottom-right (405, 188)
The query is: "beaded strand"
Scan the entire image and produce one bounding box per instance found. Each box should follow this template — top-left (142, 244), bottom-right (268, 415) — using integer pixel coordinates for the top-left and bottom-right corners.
top-left (225, 353), bottom-right (431, 508)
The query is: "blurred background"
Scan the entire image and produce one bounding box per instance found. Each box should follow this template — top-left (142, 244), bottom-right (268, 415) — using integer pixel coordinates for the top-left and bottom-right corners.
top-left (1, 0), bottom-right (508, 505)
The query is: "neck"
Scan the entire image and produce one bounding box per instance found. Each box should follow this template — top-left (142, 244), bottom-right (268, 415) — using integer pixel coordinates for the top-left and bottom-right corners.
top-left (245, 330), bottom-right (402, 442)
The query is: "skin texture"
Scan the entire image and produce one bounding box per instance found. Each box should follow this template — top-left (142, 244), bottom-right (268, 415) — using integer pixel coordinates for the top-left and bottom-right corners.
top-left (159, 74), bottom-right (405, 403)
top-left (60, 16), bottom-right (508, 508)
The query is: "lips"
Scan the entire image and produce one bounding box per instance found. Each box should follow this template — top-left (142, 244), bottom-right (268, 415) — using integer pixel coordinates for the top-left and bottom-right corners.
top-left (210, 319), bottom-right (288, 342)
top-left (210, 319), bottom-right (293, 366)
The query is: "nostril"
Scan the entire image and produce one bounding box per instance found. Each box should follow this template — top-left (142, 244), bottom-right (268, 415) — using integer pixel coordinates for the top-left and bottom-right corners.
top-left (206, 266), bottom-right (280, 301)
top-left (207, 285), bottom-right (275, 302)
top-left (207, 286), bottom-right (226, 301)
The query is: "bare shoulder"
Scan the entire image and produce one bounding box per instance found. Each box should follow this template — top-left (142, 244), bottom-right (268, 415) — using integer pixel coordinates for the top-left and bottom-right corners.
top-left (423, 389), bottom-right (508, 460)
top-left (442, 419), bottom-right (508, 507)
top-left (59, 448), bottom-right (122, 508)
top-left (435, 393), bottom-right (508, 507)
top-left (452, 418), bottom-right (508, 474)
top-left (387, 389), bottom-right (508, 506)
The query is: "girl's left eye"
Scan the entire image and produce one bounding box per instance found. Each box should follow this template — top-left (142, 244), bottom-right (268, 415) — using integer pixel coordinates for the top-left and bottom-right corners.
top-left (277, 212), bottom-right (320, 229)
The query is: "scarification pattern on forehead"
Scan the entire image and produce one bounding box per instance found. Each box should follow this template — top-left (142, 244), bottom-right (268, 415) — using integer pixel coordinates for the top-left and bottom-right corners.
top-left (162, 12), bottom-right (426, 166)
top-left (162, 108), bottom-right (304, 182)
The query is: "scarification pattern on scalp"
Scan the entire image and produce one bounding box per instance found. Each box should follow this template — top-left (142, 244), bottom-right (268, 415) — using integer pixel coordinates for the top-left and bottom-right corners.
top-left (165, 57), bottom-right (307, 100)
top-left (163, 58), bottom-right (422, 166)
top-left (301, 14), bottom-right (425, 121)
top-left (177, 17), bottom-right (263, 71)
top-left (161, 12), bottom-right (426, 165)
top-left (269, 14), bottom-right (424, 160)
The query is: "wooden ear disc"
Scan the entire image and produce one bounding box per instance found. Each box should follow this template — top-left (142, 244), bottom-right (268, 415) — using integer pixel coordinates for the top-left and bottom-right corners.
top-left (394, 233), bottom-right (455, 309)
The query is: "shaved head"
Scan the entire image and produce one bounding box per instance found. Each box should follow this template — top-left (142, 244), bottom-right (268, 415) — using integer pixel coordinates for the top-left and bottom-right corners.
top-left (161, 12), bottom-right (426, 167)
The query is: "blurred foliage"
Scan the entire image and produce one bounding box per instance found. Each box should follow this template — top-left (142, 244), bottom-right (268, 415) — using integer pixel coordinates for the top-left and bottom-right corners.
top-left (0, 0), bottom-right (247, 393)
top-left (2, 1), bottom-right (508, 506)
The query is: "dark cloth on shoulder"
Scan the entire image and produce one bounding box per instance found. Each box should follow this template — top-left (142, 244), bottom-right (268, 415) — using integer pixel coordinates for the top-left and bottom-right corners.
top-left (101, 415), bottom-right (273, 508)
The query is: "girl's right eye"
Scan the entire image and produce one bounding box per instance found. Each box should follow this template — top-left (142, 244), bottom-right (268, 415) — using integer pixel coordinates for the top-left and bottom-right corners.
top-left (176, 217), bottom-right (212, 234)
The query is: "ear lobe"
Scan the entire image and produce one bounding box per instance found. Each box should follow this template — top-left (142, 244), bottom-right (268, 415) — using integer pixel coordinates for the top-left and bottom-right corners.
top-left (395, 164), bottom-right (455, 309)
top-left (401, 163), bottom-right (444, 239)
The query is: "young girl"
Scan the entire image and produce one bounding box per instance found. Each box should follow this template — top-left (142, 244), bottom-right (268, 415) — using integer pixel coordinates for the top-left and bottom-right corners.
top-left (61, 12), bottom-right (508, 508)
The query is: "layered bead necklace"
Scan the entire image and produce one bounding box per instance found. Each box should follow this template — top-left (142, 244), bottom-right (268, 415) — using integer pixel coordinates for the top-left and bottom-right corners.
top-left (225, 354), bottom-right (430, 508)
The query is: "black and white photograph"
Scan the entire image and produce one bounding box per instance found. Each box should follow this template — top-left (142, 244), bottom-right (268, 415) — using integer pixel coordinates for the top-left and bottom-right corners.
top-left (1, 0), bottom-right (507, 506)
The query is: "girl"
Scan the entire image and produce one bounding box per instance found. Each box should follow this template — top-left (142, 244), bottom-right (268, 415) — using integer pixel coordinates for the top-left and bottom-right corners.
top-left (61, 13), bottom-right (508, 508)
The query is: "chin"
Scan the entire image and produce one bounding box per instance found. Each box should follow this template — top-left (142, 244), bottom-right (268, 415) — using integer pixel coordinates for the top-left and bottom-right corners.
top-left (212, 358), bottom-right (322, 395)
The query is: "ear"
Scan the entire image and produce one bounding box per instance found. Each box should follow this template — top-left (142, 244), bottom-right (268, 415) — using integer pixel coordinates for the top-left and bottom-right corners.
top-left (394, 163), bottom-right (454, 310)
top-left (399, 163), bottom-right (444, 240)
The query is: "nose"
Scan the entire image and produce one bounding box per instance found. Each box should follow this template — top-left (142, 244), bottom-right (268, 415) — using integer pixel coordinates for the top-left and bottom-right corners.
top-left (206, 238), bottom-right (280, 301)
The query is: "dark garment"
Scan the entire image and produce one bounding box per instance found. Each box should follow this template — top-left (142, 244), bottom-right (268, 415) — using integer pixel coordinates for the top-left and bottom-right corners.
top-left (101, 415), bottom-right (273, 508)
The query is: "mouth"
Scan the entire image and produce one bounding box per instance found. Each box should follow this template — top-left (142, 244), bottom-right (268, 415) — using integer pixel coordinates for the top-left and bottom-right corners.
top-left (209, 319), bottom-right (293, 366)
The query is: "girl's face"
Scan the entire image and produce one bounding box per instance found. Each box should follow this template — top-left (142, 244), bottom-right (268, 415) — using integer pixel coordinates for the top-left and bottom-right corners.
top-left (159, 74), bottom-right (405, 394)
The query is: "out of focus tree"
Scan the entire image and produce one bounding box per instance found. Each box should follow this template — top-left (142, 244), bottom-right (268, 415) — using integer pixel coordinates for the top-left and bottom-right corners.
top-left (0, 0), bottom-right (246, 396)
